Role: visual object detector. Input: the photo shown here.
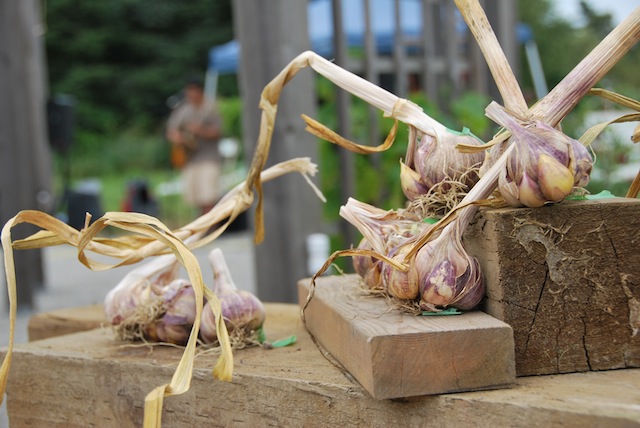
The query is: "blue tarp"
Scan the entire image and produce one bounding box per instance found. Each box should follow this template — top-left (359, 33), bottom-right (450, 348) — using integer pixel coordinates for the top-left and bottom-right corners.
top-left (209, 0), bottom-right (425, 75)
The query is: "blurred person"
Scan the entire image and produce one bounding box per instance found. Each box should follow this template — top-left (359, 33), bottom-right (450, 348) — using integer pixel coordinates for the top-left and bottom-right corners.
top-left (166, 77), bottom-right (222, 215)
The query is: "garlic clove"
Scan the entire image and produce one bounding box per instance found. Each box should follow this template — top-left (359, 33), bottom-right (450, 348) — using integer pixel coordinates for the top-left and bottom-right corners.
top-left (537, 153), bottom-right (575, 201)
top-left (400, 160), bottom-right (429, 200)
top-left (200, 291), bottom-right (266, 344)
top-left (420, 259), bottom-right (456, 307)
top-left (518, 172), bottom-right (546, 208)
top-left (498, 168), bottom-right (523, 207)
top-left (362, 260), bottom-right (384, 290)
top-left (353, 238), bottom-right (374, 277)
top-left (155, 282), bottom-right (196, 345)
top-left (382, 247), bottom-right (419, 300)
top-left (450, 259), bottom-right (485, 310)
top-left (568, 138), bottom-right (593, 187)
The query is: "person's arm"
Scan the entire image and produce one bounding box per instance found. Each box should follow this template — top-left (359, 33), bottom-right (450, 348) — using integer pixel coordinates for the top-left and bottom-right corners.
top-left (166, 107), bottom-right (187, 145)
top-left (166, 127), bottom-right (186, 145)
top-left (185, 120), bottom-right (221, 140)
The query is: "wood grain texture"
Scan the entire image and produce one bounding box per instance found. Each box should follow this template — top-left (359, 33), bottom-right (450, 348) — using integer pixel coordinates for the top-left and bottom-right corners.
top-left (464, 198), bottom-right (640, 376)
top-left (4, 303), bottom-right (640, 427)
top-left (298, 275), bottom-right (515, 399)
top-left (28, 304), bottom-right (107, 341)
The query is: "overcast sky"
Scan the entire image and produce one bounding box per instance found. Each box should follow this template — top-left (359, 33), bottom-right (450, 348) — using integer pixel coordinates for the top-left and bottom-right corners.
top-left (555, 0), bottom-right (639, 26)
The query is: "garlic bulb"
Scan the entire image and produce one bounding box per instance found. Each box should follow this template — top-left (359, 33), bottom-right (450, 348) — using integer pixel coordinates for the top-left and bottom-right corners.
top-left (414, 230), bottom-right (484, 311)
top-left (339, 198), bottom-right (422, 255)
top-left (145, 279), bottom-right (196, 345)
top-left (104, 254), bottom-right (201, 345)
top-left (104, 254), bottom-right (180, 326)
top-left (486, 102), bottom-right (593, 207)
top-left (401, 129), bottom-right (485, 201)
top-left (200, 249), bottom-right (266, 344)
top-left (340, 198), bottom-right (425, 292)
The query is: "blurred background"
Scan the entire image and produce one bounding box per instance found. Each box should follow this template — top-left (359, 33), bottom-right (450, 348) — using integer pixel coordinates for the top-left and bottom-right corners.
top-left (1, 0), bottom-right (639, 307)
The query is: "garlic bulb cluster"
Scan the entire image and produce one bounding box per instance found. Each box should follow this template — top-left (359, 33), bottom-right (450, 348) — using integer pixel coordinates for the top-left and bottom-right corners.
top-left (104, 254), bottom-right (180, 327)
top-left (486, 102), bottom-right (593, 208)
top-left (400, 129), bottom-right (485, 201)
top-left (342, 196), bottom-right (485, 312)
top-left (340, 198), bottom-right (425, 291)
top-left (200, 249), bottom-right (266, 344)
top-left (105, 248), bottom-right (265, 346)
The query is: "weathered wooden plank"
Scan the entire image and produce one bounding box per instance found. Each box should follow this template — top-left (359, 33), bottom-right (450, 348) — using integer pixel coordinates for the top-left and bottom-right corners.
top-left (5, 303), bottom-right (640, 427)
top-left (298, 275), bottom-right (515, 399)
top-left (28, 304), bottom-right (106, 341)
top-left (464, 198), bottom-right (640, 376)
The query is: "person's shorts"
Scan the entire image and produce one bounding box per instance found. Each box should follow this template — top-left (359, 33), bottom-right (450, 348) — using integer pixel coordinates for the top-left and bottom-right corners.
top-left (182, 160), bottom-right (221, 207)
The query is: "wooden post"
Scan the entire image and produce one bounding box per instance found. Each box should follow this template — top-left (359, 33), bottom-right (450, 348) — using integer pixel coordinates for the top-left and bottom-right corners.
top-left (363, 0), bottom-right (384, 207)
top-left (233, 0), bottom-right (323, 303)
top-left (421, 0), bottom-right (439, 100)
top-left (393, 0), bottom-right (408, 98)
top-left (482, 0), bottom-right (519, 105)
top-left (0, 0), bottom-right (53, 308)
top-left (331, 0), bottom-right (357, 252)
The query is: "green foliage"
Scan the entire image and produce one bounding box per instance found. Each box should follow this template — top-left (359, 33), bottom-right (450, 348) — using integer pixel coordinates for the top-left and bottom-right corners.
top-left (61, 129), bottom-right (169, 178)
top-left (217, 96), bottom-right (243, 140)
top-left (517, 0), bottom-right (639, 100)
top-left (45, 0), bottom-right (235, 140)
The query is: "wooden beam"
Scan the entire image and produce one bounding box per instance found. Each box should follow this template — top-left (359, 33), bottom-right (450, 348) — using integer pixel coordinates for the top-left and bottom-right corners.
top-left (233, 0), bottom-right (323, 303)
top-left (0, 0), bottom-right (52, 308)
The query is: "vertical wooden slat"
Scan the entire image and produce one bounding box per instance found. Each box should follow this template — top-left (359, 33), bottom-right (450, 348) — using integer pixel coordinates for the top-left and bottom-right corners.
top-left (496, 0), bottom-right (519, 90)
top-left (364, 0), bottom-right (380, 145)
top-left (0, 0), bottom-right (52, 308)
top-left (232, 0), bottom-right (322, 302)
top-left (393, 0), bottom-right (408, 98)
top-left (363, 0), bottom-right (384, 206)
top-left (331, 0), bottom-right (357, 250)
top-left (443, 0), bottom-right (461, 98)
top-left (422, 0), bottom-right (438, 101)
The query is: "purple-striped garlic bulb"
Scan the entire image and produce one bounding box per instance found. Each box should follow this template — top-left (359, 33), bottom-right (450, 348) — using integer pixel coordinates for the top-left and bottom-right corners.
top-left (200, 249), bottom-right (266, 344)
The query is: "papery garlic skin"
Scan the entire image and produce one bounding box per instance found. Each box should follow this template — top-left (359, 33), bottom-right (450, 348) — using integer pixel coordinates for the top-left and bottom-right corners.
top-left (340, 198), bottom-right (424, 256)
top-left (152, 280), bottom-right (196, 345)
top-left (415, 235), bottom-right (485, 312)
top-left (200, 249), bottom-right (266, 344)
top-left (382, 249), bottom-right (419, 300)
top-left (486, 102), bottom-right (594, 208)
top-left (352, 238), bottom-right (384, 290)
top-left (104, 254), bottom-right (180, 326)
top-left (200, 291), bottom-right (266, 344)
top-left (401, 130), bottom-right (485, 201)
top-left (400, 160), bottom-right (430, 200)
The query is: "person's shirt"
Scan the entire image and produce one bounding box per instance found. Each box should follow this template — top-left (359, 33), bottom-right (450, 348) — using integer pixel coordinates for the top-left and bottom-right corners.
top-left (167, 99), bottom-right (222, 164)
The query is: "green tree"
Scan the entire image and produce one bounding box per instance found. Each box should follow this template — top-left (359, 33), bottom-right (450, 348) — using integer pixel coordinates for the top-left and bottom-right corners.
top-left (45, 0), bottom-right (235, 138)
top-left (518, 0), bottom-right (638, 101)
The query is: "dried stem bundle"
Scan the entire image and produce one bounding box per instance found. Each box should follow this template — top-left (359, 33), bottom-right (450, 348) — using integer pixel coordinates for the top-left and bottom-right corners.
top-left (1, 158), bottom-right (324, 428)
